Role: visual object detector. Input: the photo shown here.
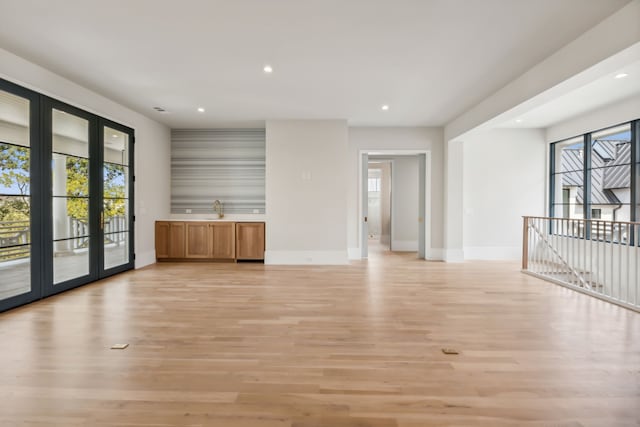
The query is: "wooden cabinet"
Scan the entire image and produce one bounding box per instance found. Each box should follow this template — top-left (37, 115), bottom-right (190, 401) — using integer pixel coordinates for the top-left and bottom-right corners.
top-left (155, 221), bottom-right (263, 262)
top-left (210, 222), bottom-right (235, 259)
top-left (185, 222), bottom-right (210, 258)
top-left (236, 222), bottom-right (265, 260)
top-left (155, 222), bottom-right (170, 258)
top-left (155, 221), bottom-right (185, 258)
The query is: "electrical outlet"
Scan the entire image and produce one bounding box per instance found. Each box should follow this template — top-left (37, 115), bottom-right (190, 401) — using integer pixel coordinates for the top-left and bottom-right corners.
top-left (185, 209), bottom-right (192, 214)
top-left (253, 209), bottom-right (260, 214)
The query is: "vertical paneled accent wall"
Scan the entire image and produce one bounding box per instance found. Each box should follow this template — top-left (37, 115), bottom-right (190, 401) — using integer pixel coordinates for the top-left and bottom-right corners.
top-left (171, 129), bottom-right (265, 214)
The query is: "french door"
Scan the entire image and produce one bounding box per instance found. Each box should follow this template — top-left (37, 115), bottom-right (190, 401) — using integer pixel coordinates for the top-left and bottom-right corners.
top-left (0, 80), bottom-right (43, 309)
top-left (0, 79), bottom-right (134, 311)
top-left (43, 99), bottom-right (134, 297)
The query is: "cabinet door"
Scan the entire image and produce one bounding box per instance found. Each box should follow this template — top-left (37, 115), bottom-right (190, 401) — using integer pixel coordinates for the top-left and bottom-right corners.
top-left (236, 223), bottom-right (265, 260)
top-left (185, 222), bottom-right (210, 258)
top-left (210, 222), bottom-right (235, 259)
top-left (155, 222), bottom-right (170, 258)
top-left (168, 222), bottom-right (185, 258)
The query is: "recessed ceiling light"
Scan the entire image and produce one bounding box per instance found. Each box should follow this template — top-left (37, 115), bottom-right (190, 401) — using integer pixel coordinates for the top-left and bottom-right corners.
top-left (263, 65), bottom-right (273, 73)
top-left (112, 134), bottom-right (118, 138)
top-left (515, 119), bottom-right (523, 123)
top-left (197, 107), bottom-right (205, 113)
top-left (381, 105), bottom-right (390, 111)
top-left (615, 73), bottom-right (628, 79)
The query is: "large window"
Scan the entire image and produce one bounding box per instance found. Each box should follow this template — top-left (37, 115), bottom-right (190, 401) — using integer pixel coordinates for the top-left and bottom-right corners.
top-left (550, 119), bottom-right (639, 238)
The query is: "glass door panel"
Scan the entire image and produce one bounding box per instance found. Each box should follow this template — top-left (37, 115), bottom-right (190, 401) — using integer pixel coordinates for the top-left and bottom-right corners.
top-left (102, 125), bottom-right (131, 271)
top-left (51, 108), bottom-right (91, 284)
top-left (0, 89), bottom-right (32, 301)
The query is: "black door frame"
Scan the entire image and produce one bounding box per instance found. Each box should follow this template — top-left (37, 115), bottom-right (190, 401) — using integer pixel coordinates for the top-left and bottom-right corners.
top-left (98, 117), bottom-right (135, 279)
top-left (0, 79), bottom-right (43, 311)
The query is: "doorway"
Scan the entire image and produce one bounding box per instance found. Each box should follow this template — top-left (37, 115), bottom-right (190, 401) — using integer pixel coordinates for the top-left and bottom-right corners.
top-left (360, 151), bottom-right (430, 260)
top-left (367, 161), bottom-right (392, 251)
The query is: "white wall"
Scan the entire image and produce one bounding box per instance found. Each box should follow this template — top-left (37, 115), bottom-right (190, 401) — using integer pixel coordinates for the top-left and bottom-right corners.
top-left (0, 47), bottom-right (171, 268)
top-left (391, 157), bottom-right (419, 251)
top-left (347, 127), bottom-right (444, 259)
top-left (463, 129), bottom-right (546, 260)
top-left (265, 120), bottom-right (349, 264)
top-left (444, 140), bottom-right (464, 261)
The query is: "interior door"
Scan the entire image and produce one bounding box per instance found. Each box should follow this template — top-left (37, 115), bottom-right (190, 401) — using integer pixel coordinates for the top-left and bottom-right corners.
top-left (0, 81), bottom-right (42, 311)
top-left (362, 153), bottom-right (368, 258)
top-left (99, 120), bottom-right (134, 277)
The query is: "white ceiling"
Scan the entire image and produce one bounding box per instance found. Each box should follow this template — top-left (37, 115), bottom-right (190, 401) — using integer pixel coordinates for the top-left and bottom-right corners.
top-left (0, 0), bottom-right (631, 128)
top-left (498, 59), bottom-right (640, 129)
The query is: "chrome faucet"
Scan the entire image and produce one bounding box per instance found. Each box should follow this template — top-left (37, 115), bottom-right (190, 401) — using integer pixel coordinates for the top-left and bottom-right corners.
top-left (213, 199), bottom-right (224, 218)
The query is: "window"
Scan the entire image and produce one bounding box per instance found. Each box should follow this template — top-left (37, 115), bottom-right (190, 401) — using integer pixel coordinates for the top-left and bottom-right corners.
top-left (368, 177), bottom-right (380, 192)
top-left (550, 135), bottom-right (584, 219)
top-left (550, 119), bottom-right (639, 243)
top-left (590, 124), bottom-right (632, 222)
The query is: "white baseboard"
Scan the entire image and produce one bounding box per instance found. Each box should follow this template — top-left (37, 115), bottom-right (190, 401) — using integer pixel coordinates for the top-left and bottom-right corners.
top-left (444, 249), bottom-right (465, 262)
top-left (348, 247), bottom-right (361, 260)
top-left (391, 240), bottom-right (418, 251)
top-left (464, 246), bottom-right (520, 260)
top-left (426, 248), bottom-right (444, 261)
top-left (265, 250), bottom-right (349, 265)
top-left (135, 250), bottom-right (156, 269)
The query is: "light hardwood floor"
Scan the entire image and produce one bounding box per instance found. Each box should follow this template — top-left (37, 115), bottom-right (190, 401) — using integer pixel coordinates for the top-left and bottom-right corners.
top-left (0, 244), bottom-right (638, 426)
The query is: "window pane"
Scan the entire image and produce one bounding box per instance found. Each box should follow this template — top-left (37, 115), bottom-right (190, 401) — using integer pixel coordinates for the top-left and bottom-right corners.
top-left (0, 143), bottom-right (30, 195)
top-left (52, 109), bottom-right (90, 285)
top-left (0, 87), bottom-right (31, 300)
top-left (0, 90), bottom-right (30, 147)
top-left (53, 238), bottom-right (89, 284)
top-left (104, 198), bottom-right (128, 230)
top-left (52, 109), bottom-right (88, 157)
top-left (52, 154), bottom-right (89, 197)
top-left (104, 232), bottom-right (129, 270)
top-left (53, 198), bottom-right (89, 240)
top-left (551, 171), bottom-right (584, 219)
top-left (554, 136), bottom-right (584, 173)
top-left (104, 127), bottom-right (129, 166)
top-left (0, 197), bottom-right (30, 299)
top-left (590, 124), bottom-right (631, 222)
top-left (104, 164), bottom-right (128, 199)
top-left (552, 136), bottom-right (585, 219)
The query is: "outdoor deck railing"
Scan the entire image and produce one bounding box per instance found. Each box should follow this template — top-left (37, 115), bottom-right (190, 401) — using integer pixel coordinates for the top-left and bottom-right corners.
top-left (522, 216), bottom-right (639, 312)
top-left (0, 216), bottom-right (127, 262)
top-left (0, 220), bottom-right (30, 261)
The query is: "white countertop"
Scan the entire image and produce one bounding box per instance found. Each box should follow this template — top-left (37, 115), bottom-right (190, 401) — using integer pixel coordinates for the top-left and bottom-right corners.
top-left (160, 214), bottom-right (266, 222)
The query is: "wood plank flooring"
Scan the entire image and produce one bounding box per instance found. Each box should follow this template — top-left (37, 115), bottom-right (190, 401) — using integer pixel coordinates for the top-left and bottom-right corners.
top-left (0, 245), bottom-right (638, 426)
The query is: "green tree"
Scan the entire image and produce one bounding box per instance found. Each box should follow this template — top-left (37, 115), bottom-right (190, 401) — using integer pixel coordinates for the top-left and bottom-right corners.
top-left (103, 163), bottom-right (126, 218)
top-left (0, 144), bottom-right (30, 222)
top-left (1, 147), bottom-right (127, 222)
top-left (64, 160), bottom-right (126, 220)
top-left (65, 157), bottom-right (89, 219)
